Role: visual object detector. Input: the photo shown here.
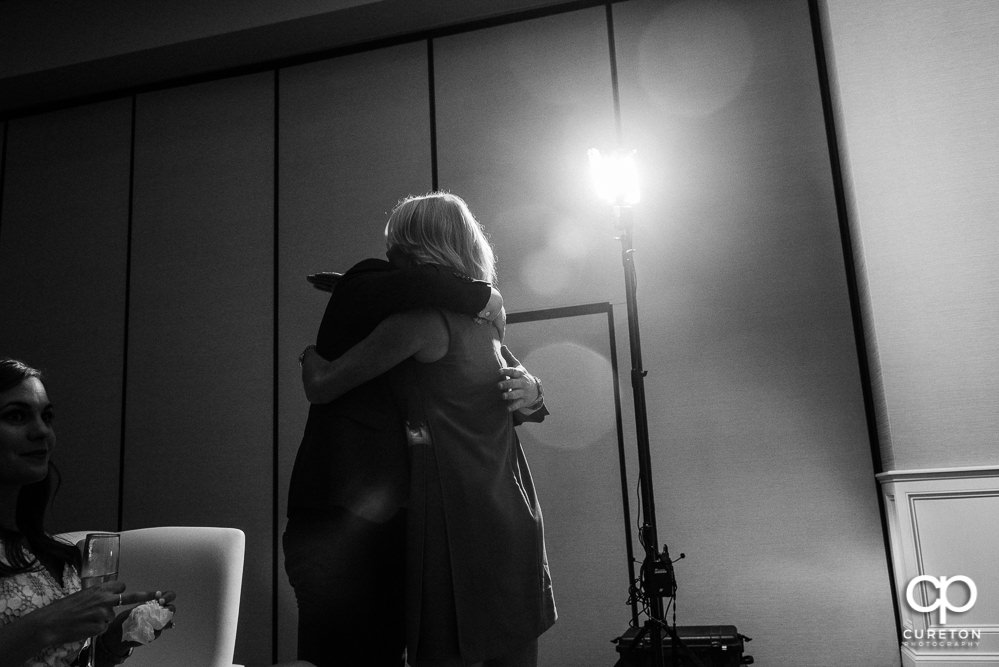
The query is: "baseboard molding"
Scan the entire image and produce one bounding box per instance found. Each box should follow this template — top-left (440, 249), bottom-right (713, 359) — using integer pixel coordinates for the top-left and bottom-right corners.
top-left (902, 645), bottom-right (998, 666)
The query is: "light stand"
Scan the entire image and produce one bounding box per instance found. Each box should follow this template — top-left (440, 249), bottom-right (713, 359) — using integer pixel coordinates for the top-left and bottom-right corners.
top-left (590, 149), bottom-right (680, 667)
top-left (615, 204), bottom-right (683, 667)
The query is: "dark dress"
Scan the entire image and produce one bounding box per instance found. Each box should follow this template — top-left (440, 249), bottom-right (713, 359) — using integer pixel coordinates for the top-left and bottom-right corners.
top-left (284, 259), bottom-right (491, 667)
top-left (396, 310), bottom-right (556, 665)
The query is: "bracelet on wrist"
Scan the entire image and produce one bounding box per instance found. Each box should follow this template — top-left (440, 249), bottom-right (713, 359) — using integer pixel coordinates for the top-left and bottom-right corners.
top-left (525, 376), bottom-right (545, 410)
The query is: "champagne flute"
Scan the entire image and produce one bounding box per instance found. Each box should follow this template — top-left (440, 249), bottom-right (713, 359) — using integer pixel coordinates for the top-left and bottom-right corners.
top-left (80, 533), bottom-right (120, 667)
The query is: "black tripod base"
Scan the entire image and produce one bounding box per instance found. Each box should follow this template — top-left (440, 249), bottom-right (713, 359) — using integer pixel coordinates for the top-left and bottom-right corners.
top-left (613, 625), bottom-right (752, 667)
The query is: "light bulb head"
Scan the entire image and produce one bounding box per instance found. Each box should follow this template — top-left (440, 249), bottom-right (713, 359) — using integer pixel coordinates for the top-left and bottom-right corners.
top-left (588, 148), bottom-right (640, 207)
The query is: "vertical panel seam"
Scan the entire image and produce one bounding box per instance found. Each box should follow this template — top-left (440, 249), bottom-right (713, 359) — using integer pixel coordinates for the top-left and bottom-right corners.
top-left (271, 66), bottom-right (281, 665)
top-left (0, 121), bottom-right (7, 244)
top-left (808, 0), bottom-right (883, 470)
top-left (605, 2), bottom-right (623, 142)
top-left (808, 0), bottom-right (901, 642)
top-left (119, 94), bottom-right (137, 532)
top-left (606, 305), bottom-right (638, 627)
top-left (427, 38), bottom-right (439, 190)
top-left (605, 5), bottom-right (634, 625)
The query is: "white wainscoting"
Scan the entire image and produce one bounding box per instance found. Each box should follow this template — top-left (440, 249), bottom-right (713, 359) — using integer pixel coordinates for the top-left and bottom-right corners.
top-left (879, 467), bottom-right (999, 666)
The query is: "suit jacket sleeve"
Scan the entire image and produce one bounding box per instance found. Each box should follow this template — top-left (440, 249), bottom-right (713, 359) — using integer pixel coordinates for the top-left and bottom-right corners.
top-left (345, 263), bottom-right (491, 323)
top-left (513, 403), bottom-right (549, 426)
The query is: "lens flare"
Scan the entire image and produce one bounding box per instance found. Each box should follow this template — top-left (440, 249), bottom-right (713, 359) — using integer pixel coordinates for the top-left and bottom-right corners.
top-left (519, 341), bottom-right (615, 451)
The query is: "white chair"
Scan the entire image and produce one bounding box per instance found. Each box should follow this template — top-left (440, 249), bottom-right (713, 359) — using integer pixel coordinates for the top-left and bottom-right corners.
top-left (59, 527), bottom-right (245, 667)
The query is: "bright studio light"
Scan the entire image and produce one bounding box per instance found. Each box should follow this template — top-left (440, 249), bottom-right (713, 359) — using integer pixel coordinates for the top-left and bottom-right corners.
top-left (588, 148), bottom-right (640, 207)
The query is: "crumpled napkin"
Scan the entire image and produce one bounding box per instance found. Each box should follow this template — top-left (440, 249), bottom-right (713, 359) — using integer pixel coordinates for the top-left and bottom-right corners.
top-left (122, 600), bottom-right (174, 644)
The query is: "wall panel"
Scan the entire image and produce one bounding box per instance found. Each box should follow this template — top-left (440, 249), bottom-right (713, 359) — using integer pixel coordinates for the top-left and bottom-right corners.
top-left (276, 42), bottom-right (432, 660)
top-left (435, 5), bottom-right (622, 313)
top-left (612, 0), bottom-right (896, 664)
top-left (126, 73), bottom-right (274, 664)
top-left (821, 0), bottom-right (999, 471)
top-left (0, 100), bottom-right (132, 533)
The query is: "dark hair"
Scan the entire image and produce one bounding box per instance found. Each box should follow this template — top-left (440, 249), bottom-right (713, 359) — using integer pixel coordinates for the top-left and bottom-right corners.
top-left (0, 358), bottom-right (82, 576)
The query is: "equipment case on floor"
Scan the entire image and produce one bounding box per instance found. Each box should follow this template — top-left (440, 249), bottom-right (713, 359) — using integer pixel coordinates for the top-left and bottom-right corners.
top-left (613, 624), bottom-right (752, 666)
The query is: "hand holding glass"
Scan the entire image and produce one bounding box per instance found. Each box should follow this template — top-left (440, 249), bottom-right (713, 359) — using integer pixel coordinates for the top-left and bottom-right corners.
top-left (80, 533), bottom-right (120, 667)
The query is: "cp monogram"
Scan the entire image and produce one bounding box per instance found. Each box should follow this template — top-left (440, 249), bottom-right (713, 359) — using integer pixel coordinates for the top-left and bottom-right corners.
top-left (906, 575), bottom-right (977, 625)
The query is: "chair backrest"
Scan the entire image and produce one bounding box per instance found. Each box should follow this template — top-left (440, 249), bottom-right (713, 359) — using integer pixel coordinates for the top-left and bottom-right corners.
top-left (58, 527), bottom-right (245, 667)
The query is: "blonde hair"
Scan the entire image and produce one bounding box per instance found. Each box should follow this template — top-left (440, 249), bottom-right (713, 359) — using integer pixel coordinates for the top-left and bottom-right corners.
top-left (385, 192), bottom-right (496, 283)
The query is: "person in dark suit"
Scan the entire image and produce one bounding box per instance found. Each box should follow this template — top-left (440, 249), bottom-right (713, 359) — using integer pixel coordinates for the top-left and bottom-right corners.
top-left (284, 243), bottom-right (503, 667)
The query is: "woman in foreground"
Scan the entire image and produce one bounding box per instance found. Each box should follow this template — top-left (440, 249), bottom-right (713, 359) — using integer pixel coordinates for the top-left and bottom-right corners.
top-left (0, 358), bottom-right (174, 667)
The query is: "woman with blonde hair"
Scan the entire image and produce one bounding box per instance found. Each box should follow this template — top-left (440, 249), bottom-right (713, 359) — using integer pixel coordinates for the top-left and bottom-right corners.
top-left (302, 192), bottom-right (555, 667)
top-left (382, 192), bottom-right (497, 284)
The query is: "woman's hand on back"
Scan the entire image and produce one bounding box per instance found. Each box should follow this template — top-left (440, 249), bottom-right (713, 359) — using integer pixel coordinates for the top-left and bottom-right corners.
top-left (498, 346), bottom-right (542, 413)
